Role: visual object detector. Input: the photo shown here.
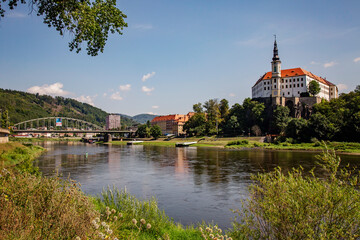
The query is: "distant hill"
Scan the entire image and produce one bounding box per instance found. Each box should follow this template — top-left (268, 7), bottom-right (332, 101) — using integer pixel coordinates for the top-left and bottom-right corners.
top-left (132, 114), bottom-right (158, 124)
top-left (0, 88), bottom-right (137, 127)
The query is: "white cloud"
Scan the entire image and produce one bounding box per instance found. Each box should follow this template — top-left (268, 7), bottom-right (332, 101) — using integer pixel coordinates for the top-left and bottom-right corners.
top-left (323, 61), bottom-right (336, 68)
top-left (229, 93), bottom-right (236, 97)
top-left (142, 72), bottom-right (156, 82)
top-left (119, 84), bottom-right (131, 91)
top-left (133, 24), bottom-right (153, 30)
top-left (354, 57), bottom-right (360, 63)
top-left (152, 105), bottom-right (159, 109)
top-left (110, 92), bottom-right (123, 101)
top-left (103, 93), bottom-right (107, 97)
top-left (75, 95), bottom-right (95, 106)
top-left (142, 86), bottom-right (155, 95)
top-left (310, 61), bottom-right (320, 65)
top-left (27, 82), bottom-right (70, 96)
top-left (337, 84), bottom-right (348, 92)
top-left (8, 12), bottom-right (27, 18)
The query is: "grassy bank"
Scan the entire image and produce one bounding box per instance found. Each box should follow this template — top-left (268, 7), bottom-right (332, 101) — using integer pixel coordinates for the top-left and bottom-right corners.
top-left (107, 137), bottom-right (360, 154)
top-left (0, 142), bottom-right (45, 169)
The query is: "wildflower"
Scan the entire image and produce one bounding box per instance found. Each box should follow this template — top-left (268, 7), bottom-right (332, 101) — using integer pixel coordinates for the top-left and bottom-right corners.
top-left (206, 227), bottom-right (211, 232)
top-left (140, 219), bottom-right (146, 225)
top-left (199, 227), bottom-right (203, 232)
top-left (98, 232), bottom-right (105, 239)
top-left (113, 216), bottom-right (118, 221)
top-left (106, 206), bottom-right (110, 211)
top-left (111, 209), bottom-right (116, 214)
top-left (107, 229), bottom-right (113, 235)
top-left (132, 219), bottom-right (137, 225)
top-left (227, 238), bottom-right (233, 240)
top-left (218, 229), bottom-right (222, 233)
top-left (146, 223), bottom-right (151, 229)
top-left (95, 217), bottom-right (100, 223)
top-left (214, 226), bottom-right (218, 230)
top-left (114, 238), bottom-right (119, 240)
top-left (94, 224), bottom-right (99, 229)
top-left (75, 237), bottom-right (81, 240)
top-left (91, 220), bottom-right (97, 226)
top-left (209, 234), bottom-right (214, 239)
top-left (101, 222), bottom-right (107, 227)
top-left (106, 210), bottom-right (111, 216)
top-left (118, 213), bottom-right (123, 218)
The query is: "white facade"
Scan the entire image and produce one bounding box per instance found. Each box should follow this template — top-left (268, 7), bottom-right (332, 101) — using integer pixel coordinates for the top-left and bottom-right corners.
top-left (252, 41), bottom-right (338, 101)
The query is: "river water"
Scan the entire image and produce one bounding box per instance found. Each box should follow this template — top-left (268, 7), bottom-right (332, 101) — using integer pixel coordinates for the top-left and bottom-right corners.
top-left (35, 142), bottom-right (360, 229)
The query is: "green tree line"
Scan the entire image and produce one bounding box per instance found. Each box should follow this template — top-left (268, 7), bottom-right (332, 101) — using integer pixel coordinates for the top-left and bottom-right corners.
top-left (183, 85), bottom-right (360, 142)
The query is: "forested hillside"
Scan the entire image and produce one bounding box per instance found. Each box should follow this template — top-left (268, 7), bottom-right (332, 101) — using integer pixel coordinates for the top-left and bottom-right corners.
top-left (0, 88), bottom-right (136, 127)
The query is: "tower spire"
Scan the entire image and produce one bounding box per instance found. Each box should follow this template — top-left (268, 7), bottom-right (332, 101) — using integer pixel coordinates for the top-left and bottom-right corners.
top-left (272, 35), bottom-right (280, 61)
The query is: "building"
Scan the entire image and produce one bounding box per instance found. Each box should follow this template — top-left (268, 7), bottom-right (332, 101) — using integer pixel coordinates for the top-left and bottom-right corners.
top-left (151, 112), bottom-right (195, 136)
top-left (0, 128), bottom-right (9, 143)
top-left (105, 114), bottom-right (121, 130)
top-left (252, 39), bottom-right (338, 102)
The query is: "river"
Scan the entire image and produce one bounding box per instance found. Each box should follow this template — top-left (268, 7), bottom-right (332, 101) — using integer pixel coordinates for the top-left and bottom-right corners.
top-left (35, 142), bottom-right (360, 229)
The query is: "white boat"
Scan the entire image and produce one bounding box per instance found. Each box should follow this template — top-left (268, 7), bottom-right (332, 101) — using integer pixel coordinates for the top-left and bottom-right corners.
top-left (175, 141), bottom-right (197, 147)
top-left (127, 141), bottom-right (144, 145)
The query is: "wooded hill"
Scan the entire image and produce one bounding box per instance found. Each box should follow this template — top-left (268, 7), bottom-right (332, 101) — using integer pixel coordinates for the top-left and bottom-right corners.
top-left (0, 88), bottom-right (137, 127)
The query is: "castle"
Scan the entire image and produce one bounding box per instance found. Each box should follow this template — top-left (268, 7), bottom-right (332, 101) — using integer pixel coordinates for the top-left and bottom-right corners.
top-left (252, 38), bottom-right (338, 117)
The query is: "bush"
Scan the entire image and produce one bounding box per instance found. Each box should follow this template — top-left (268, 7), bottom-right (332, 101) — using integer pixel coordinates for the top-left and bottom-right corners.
top-left (0, 170), bottom-right (98, 239)
top-left (231, 148), bottom-right (360, 239)
top-left (226, 140), bottom-right (249, 146)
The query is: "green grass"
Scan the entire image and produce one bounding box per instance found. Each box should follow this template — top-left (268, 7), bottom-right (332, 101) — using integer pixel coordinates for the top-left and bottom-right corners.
top-left (10, 137), bottom-right (82, 143)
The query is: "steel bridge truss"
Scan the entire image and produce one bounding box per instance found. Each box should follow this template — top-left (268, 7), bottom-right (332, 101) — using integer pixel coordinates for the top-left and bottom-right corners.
top-left (14, 117), bottom-right (103, 130)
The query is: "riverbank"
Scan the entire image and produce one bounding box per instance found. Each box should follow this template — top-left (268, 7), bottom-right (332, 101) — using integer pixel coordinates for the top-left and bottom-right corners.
top-left (0, 142), bottom-right (45, 168)
top-left (10, 137), bottom-right (82, 143)
top-left (105, 137), bottom-right (360, 154)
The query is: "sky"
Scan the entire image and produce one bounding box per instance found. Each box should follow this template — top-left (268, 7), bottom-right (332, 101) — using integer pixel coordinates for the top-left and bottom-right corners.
top-left (1, 0), bottom-right (360, 116)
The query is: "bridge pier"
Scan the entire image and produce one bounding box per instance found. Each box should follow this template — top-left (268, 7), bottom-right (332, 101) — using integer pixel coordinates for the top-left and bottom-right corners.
top-left (104, 133), bottom-right (112, 142)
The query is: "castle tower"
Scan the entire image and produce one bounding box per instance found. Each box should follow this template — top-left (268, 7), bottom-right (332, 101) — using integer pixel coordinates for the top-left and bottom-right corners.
top-left (271, 36), bottom-right (281, 97)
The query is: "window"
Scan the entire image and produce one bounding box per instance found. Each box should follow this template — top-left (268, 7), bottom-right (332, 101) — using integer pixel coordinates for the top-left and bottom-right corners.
top-left (274, 79), bottom-right (276, 83)
top-left (286, 79), bottom-right (288, 83)
top-left (288, 92), bottom-right (290, 95)
top-left (297, 78), bottom-right (299, 82)
top-left (301, 78), bottom-right (303, 81)
top-left (294, 84), bottom-right (296, 87)
top-left (282, 85), bottom-right (284, 89)
top-left (274, 66), bottom-right (277, 72)
top-left (281, 79), bottom-right (284, 83)
top-left (290, 85), bottom-right (292, 88)
top-left (286, 85), bottom-right (288, 88)
top-left (274, 85), bottom-right (276, 88)
top-left (298, 91), bottom-right (300, 94)
top-left (264, 87), bottom-right (266, 90)
top-left (289, 79), bottom-right (292, 82)
top-left (297, 84), bottom-right (299, 87)
top-left (301, 83), bottom-right (304, 87)
top-left (268, 87), bottom-right (270, 90)
top-left (283, 93), bottom-right (285, 96)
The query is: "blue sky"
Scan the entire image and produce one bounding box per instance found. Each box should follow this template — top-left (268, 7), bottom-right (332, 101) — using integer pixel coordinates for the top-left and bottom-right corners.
top-left (1, 0), bottom-right (360, 116)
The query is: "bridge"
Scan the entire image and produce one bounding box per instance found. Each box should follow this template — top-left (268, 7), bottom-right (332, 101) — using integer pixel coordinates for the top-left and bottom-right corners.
top-left (12, 117), bottom-right (136, 140)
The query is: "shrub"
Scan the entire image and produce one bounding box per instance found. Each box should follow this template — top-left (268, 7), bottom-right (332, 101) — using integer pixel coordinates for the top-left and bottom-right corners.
top-left (231, 148), bottom-right (360, 239)
top-left (0, 170), bottom-right (98, 239)
top-left (226, 140), bottom-right (249, 146)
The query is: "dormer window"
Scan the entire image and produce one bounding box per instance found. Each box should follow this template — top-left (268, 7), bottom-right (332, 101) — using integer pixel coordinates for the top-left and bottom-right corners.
top-left (274, 66), bottom-right (277, 72)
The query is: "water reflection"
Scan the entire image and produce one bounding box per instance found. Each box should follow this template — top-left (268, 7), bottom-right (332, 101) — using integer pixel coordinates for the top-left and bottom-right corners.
top-left (35, 142), bottom-right (360, 229)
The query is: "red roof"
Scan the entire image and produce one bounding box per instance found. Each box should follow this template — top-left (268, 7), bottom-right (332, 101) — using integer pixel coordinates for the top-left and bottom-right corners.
top-left (253, 68), bottom-right (335, 87)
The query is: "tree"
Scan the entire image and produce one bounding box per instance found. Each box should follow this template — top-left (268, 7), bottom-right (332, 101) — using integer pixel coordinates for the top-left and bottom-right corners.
top-left (271, 106), bottom-right (290, 134)
top-left (193, 103), bottom-right (203, 113)
top-left (308, 80), bottom-right (321, 96)
top-left (203, 99), bottom-right (220, 135)
top-left (1, 0), bottom-right (127, 56)
top-left (183, 113), bottom-right (206, 136)
top-left (136, 124), bottom-right (150, 138)
top-left (150, 125), bottom-right (162, 139)
top-left (285, 118), bottom-right (308, 142)
top-left (309, 113), bottom-right (338, 140)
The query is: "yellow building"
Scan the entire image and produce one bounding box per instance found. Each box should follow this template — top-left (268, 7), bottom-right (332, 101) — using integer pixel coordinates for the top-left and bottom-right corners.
top-left (151, 112), bottom-right (194, 136)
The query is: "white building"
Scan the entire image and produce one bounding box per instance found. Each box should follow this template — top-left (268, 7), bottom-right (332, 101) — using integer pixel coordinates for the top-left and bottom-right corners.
top-left (252, 39), bottom-right (338, 101)
top-left (106, 114), bottom-right (121, 130)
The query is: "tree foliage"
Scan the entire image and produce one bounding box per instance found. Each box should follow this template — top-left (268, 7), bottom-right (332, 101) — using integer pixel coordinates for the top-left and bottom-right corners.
top-left (150, 125), bottom-right (162, 139)
top-left (136, 124), bottom-right (150, 138)
top-left (308, 80), bottom-right (321, 96)
top-left (1, 0), bottom-right (127, 56)
top-left (231, 149), bottom-right (360, 239)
